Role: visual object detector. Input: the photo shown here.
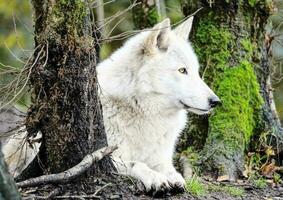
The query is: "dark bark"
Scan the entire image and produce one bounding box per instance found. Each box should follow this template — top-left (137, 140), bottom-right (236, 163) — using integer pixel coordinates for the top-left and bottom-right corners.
top-left (26, 0), bottom-right (115, 188)
top-left (181, 0), bottom-right (283, 179)
top-left (0, 143), bottom-right (21, 200)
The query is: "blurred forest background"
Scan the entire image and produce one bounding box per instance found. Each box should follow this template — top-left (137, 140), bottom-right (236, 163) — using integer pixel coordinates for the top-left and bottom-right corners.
top-left (0, 0), bottom-right (282, 122)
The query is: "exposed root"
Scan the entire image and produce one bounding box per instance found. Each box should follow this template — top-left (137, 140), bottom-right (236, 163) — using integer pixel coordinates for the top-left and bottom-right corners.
top-left (17, 146), bottom-right (118, 188)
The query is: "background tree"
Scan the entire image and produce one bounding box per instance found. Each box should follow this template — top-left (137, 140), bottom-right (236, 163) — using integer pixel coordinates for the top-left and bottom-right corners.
top-left (180, 0), bottom-right (283, 180)
top-left (132, 0), bottom-right (162, 29)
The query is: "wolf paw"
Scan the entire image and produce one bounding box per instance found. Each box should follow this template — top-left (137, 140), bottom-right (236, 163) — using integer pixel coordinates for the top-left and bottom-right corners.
top-left (166, 171), bottom-right (186, 192)
top-left (142, 172), bottom-right (170, 192)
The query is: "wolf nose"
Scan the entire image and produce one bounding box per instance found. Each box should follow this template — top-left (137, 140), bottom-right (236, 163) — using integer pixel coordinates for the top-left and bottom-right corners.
top-left (209, 96), bottom-right (221, 108)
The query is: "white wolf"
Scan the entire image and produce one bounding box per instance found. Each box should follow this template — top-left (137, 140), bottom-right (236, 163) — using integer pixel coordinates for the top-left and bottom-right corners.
top-left (2, 16), bottom-right (220, 192)
top-left (97, 16), bottom-right (220, 191)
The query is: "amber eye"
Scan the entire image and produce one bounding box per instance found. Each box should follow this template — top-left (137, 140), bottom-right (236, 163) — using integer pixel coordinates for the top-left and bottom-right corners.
top-left (178, 68), bottom-right (188, 74)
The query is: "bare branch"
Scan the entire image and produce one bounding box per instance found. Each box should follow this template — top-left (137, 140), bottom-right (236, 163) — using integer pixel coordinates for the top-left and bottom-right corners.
top-left (17, 146), bottom-right (118, 188)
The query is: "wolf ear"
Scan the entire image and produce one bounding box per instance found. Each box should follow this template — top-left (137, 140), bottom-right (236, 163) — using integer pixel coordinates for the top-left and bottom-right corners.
top-left (174, 16), bottom-right (194, 40)
top-left (144, 18), bottom-right (171, 54)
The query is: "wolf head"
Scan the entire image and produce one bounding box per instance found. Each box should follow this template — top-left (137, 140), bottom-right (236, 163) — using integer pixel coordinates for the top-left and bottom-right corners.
top-left (97, 17), bottom-right (220, 115)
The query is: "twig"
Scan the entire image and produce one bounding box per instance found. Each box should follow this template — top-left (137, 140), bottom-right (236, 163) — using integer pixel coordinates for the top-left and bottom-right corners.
top-left (0, 45), bottom-right (44, 109)
top-left (28, 187), bottom-right (62, 200)
top-left (93, 183), bottom-right (112, 196)
top-left (17, 146), bottom-right (118, 188)
top-left (54, 183), bottom-right (112, 199)
top-left (54, 194), bottom-right (98, 199)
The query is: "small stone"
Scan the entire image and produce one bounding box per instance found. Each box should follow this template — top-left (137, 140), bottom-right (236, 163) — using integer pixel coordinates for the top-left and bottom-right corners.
top-left (109, 194), bottom-right (121, 199)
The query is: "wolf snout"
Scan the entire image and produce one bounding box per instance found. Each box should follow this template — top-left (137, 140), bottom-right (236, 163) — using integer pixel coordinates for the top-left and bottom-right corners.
top-left (208, 96), bottom-right (221, 108)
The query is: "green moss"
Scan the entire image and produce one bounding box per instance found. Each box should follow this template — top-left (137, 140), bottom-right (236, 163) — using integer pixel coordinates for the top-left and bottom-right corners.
top-left (189, 13), bottom-right (264, 174)
top-left (208, 60), bottom-right (263, 154)
top-left (132, 1), bottom-right (159, 29)
top-left (51, 0), bottom-right (87, 36)
top-left (241, 39), bottom-right (254, 53)
top-left (193, 15), bottom-right (232, 85)
top-left (147, 6), bottom-right (159, 26)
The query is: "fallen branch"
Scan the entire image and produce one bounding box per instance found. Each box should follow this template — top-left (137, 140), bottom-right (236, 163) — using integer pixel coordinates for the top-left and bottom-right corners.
top-left (17, 146), bottom-right (118, 188)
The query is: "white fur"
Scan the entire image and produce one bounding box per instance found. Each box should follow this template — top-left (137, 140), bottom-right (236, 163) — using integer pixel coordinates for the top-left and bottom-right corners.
top-left (97, 17), bottom-right (219, 191)
top-left (2, 17), bottom-right (219, 188)
top-left (2, 128), bottom-right (41, 178)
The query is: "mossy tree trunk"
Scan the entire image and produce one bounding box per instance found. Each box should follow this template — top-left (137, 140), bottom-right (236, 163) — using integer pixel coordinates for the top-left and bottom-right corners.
top-left (181, 0), bottom-right (283, 180)
top-left (26, 0), bottom-right (114, 187)
top-left (132, 0), bottom-right (160, 29)
top-left (0, 143), bottom-right (20, 200)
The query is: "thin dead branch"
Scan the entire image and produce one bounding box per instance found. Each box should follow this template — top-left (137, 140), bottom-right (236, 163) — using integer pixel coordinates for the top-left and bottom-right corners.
top-left (17, 146), bottom-right (118, 188)
top-left (0, 45), bottom-right (44, 109)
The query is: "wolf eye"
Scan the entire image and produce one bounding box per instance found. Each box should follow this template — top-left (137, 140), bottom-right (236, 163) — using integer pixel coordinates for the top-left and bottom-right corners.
top-left (178, 68), bottom-right (188, 74)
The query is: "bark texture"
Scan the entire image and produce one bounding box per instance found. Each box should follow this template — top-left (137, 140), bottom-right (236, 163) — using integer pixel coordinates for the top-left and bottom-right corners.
top-left (181, 0), bottom-right (283, 179)
top-left (26, 0), bottom-right (114, 187)
top-left (0, 143), bottom-right (21, 200)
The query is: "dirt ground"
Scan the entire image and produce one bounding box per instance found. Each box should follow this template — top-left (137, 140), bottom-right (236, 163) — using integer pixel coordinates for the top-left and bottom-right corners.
top-left (19, 175), bottom-right (283, 200)
top-left (170, 184), bottom-right (283, 200)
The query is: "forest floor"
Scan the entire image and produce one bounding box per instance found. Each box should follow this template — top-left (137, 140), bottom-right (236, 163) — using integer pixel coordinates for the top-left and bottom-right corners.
top-left (168, 180), bottom-right (283, 200)
top-left (19, 174), bottom-right (283, 199)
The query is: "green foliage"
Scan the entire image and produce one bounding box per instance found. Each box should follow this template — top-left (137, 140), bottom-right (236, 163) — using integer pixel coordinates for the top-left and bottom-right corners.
top-left (247, 0), bottom-right (273, 9)
top-left (226, 186), bottom-right (245, 197)
top-left (252, 176), bottom-right (267, 188)
top-left (183, 147), bottom-right (200, 166)
top-left (208, 184), bottom-right (245, 197)
top-left (0, 0), bottom-right (33, 107)
top-left (0, 0), bottom-right (33, 66)
top-left (273, 173), bottom-right (282, 184)
top-left (132, 1), bottom-right (159, 29)
top-left (185, 176), bottom-right (206, 196)
top-left (248, 0), bottom-right (258, 7)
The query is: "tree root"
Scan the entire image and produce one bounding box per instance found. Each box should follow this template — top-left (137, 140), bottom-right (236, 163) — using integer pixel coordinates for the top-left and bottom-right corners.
top-left (17, 146), bottom-right (118, 188)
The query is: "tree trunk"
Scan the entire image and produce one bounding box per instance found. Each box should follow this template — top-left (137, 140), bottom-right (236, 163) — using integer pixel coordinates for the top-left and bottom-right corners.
top-left (0, 143), bottom-right (21, 200)
top-left (26, 0), bottom-right (114, 188)
top-left (132, 0), bottom-right (160, 29)
top-left (181, 0), bottom-right (283, 180)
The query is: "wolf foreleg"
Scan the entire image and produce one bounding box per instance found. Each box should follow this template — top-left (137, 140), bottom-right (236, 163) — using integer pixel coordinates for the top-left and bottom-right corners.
top-left (115, 160), bottom-right (170, 191)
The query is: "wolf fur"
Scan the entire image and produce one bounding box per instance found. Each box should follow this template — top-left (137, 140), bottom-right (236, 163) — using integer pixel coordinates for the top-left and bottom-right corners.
top-left (2, 128), bottom-right (41, 177)
top-left (0, 107), bottom-right (41, 177)
top-left (97, 17), bottom-right (220, 191)
top-left (2, 17), bottom-right (220, 190)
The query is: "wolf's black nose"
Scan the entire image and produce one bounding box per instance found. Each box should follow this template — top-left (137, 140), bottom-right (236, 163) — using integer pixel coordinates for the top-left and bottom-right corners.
top-left (209, 97), bottom-right (221, 108)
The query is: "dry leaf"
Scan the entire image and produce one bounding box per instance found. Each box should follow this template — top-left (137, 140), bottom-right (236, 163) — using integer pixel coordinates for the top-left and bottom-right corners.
top-left (261, 161), bottom-right (281, 177)
top-left (217, 175), bottom-right (230, 182)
